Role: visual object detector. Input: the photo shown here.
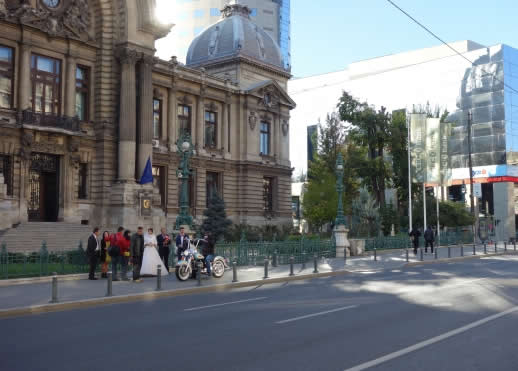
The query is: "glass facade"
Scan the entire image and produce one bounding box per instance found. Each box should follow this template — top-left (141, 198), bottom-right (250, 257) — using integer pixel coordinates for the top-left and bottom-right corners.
top-left (276, 0), bottom-right (291, 70)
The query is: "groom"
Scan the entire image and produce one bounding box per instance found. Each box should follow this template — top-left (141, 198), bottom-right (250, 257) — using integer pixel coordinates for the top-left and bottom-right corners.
top-left (130, 227), bottom-right (144, 282)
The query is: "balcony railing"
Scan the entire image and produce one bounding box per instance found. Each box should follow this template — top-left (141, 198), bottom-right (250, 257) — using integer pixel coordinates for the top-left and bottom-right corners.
top-left (21, 110), bottom-right (80, 132)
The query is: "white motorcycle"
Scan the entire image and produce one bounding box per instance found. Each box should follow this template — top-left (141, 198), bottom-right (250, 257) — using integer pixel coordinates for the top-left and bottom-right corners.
top-left (175, 239), bottom-right (228, 281)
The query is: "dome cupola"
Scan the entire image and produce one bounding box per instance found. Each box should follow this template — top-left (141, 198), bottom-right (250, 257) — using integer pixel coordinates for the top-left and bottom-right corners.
top-left (186, 0), bottom-right (284, 71)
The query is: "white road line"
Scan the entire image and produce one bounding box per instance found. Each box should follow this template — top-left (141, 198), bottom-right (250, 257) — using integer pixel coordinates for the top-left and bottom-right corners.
top-left (344, 305), bottom-right (518, 371)
top-left (183, 297), bottom-right (267, 312)
top-left (276, 305), bottom-right (357, 324)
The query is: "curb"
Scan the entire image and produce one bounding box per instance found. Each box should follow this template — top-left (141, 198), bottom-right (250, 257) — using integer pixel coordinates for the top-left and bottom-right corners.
top-left (0, 273), bottom-right (88, 287)
top-left (0, 269), bottom-right (351, 319)
top-left (405, 251), bottom-right (518, 267)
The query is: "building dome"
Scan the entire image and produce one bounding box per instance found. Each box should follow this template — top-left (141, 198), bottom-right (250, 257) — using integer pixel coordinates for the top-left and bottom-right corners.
top-left (186, 1), bottom-right (284, 70)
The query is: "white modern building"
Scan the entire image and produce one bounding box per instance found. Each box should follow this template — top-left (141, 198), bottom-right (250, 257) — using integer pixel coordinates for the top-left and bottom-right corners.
top-left (288, 40), bottom-right (518, 241)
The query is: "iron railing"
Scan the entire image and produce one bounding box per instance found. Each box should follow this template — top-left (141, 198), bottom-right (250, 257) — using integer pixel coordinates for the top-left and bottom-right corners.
top-left (364, 230), bottom-right (475, 251)
top-left (21, 110), bottom-right (81, 132)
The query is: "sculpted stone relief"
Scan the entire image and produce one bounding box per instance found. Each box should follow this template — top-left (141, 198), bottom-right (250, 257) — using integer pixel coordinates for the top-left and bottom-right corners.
top-left (0, 0), bottom-right (93, 41)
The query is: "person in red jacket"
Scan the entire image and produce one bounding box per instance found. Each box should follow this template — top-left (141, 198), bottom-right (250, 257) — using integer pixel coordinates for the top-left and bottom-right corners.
top-left (110, 227), bottom-right (124, 281)
top-left (119, 230), bottom-right (131, 281)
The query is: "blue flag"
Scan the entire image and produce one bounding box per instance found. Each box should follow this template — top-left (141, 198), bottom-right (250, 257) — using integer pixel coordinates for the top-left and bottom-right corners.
top-left (139, 157), bottom-right (153, 185)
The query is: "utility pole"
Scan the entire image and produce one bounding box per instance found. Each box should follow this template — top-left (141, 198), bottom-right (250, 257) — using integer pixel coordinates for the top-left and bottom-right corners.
top-left (467, 110), bottom-right (474, 215)
top-left (467, 110), bottom-right (476, 244)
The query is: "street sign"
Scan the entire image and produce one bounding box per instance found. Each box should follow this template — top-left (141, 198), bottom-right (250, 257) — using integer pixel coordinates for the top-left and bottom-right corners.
top-left (474, 182), bottom-right (482, 198)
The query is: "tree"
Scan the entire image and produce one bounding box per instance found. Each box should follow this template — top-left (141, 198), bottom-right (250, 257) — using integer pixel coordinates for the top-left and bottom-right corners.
top-left (380, 202), bottom-right (399, 236)
top-left (388, 110), bottom-right (408, 209)
top-left (301, 169), bottom-right (338, 231)
top-left (337, 92), bottom-right (392, 207)
top-left (201, 193), bottom-right (232, 241)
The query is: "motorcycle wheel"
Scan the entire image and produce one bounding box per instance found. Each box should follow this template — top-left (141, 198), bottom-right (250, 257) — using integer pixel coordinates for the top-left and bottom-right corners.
top-left (175, 264), bottom-right (191, 281)
top-left (212, 259), bottom-right (225, 278)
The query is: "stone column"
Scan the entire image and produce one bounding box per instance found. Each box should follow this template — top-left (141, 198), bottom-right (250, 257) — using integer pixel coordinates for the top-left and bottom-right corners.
top-left (137, 54), bottom-right (155, 180)
top-left (64, 55), bottom-right (76, 117)
top-left (117, 47), bottom-right (138, 182)
top-left (222, 103), bottom-right (228, 151)
top-left (168, 87), bottom-right (177, 151)
top-left (18, 44), bottom-right (31, 111)
top-left (196, 95), bottom-right (204, 152)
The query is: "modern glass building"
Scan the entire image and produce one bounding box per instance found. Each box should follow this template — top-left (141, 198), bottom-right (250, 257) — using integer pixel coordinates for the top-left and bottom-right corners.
top-left (288, 41), bottom-right (518, 241)
top-left (160, 0), bottom-right (290, 70)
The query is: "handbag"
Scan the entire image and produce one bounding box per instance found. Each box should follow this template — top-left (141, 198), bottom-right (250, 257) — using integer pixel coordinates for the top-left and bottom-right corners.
top-left (124, 251), bottom-right (130, 257)
top-left (106, 255), bottom-right (112, 264)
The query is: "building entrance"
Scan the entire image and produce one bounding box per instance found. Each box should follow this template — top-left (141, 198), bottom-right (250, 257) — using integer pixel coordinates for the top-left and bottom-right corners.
top-left (28, 153), bottom-right (60, 222)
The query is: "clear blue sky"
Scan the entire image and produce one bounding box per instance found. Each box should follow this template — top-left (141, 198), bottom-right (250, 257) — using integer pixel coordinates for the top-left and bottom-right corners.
top-left (292, 0), bottom-right (518, 78)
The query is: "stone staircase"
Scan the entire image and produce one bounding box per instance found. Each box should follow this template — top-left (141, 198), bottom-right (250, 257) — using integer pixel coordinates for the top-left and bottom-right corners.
top-left (0, 222), bottom-right (93, 252)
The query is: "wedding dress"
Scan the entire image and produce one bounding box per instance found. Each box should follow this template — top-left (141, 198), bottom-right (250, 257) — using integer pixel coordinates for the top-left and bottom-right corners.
top-left (140, 233), bottom-right (168, 276)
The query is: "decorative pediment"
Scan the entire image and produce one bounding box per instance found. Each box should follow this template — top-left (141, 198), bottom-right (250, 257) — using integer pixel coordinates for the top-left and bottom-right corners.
top-left (204, 101), bottom-right (218, 112)
top-left (246, 80), bottom-right (296, 110)
top-left (177, 96), bottom-right (192, 105)
top-left (0, 0), bottom-right (93, 42)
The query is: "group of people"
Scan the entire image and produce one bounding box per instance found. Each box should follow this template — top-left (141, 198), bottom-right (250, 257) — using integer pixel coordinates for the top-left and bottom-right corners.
top-left (86, 225), bottom-right (216, 281)
top-left (409, 225), bottom-right (436, 255)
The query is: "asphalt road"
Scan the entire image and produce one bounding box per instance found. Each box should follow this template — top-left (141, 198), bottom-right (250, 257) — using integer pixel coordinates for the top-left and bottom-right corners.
top-left (2, 256), bottom-right (518, 371)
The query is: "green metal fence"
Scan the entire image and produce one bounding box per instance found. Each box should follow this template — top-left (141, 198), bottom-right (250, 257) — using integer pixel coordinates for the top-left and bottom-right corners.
top-left (216, 237), bottom-right (336, 266)
top-left (364, 229), bottom-right (475, 251)
top-left (0, 241), bottom-right (90, 279)
top-left (0, 238), bottom-right (336, 279)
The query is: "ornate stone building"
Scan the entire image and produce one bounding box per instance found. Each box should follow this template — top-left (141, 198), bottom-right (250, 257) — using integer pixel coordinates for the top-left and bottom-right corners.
top-left (0, 0), bottom-right (295, 233)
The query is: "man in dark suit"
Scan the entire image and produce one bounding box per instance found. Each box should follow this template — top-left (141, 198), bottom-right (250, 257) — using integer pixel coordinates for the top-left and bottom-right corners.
top-left (157, 227), bottom-right (171, 273)
top-left (87, 227), bottom-right (101, 280)
top-left (175, 227), bottom-right (189, 262)
top-left (130, 226), bottom-right (145, 282)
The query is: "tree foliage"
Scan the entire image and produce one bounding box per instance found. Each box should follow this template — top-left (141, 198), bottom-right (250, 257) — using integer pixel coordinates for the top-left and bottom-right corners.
top-left (201, 193), bottom-right (232, 242)
top-left (337, 92), bottom-right (392, 207)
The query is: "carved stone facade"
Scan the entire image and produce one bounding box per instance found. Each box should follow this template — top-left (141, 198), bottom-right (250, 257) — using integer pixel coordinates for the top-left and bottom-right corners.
top-left (0, 0), bottom-right (295, 232)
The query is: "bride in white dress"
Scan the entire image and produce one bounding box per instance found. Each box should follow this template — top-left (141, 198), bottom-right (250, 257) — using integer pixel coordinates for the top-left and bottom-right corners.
top-left (140, 228), bottom-right (168, 276)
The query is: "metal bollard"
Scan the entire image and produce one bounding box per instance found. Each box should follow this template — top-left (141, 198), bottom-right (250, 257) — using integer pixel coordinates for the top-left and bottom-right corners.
top-left (156, 265), bottom-right (162, 291)
top-left (495, 243), bottom-right (497, 254)
top-left (313, 254), bottom-right (319, 274)
top-left (406, 248), bottom-right (409, 262)
top-left (232, 259), bottom-right (238, 283)
top-left (343, 248), bottom-right (347, 265)
top-left (461, 244), bottom-right (464, 257)
top-left (197, 262), bottom-right (202, 286)
top-left (434, 247), bottom-right (438, 260)
top-left (263, 258), bottom-right (269, 279)
top-left (473, 244), bottom-right (476, 256)
top-left (374, 248), bottom-right (377, 261)
top-left (49, 272), bottom-right (58, 303)
top-left (484, 243), bottom-right (487, 254)
top-left (420, 248), bottom-right (423, 261)
top-left (289, 256), bottom-right (295, 276)
top-left (302, 252), bottom-right (307, 270)
top-left (505, 242), bottom-right (507, 252)
top-left (448, 245), bottom-right (451, 258)
top-left (106, 272), bottom-right (112, 297)
top-left (272, 250), bottom-right (278, 267)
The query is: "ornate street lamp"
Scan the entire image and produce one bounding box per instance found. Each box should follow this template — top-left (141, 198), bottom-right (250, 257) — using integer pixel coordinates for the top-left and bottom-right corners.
top-left (335, 153), bottom-right (346, 227)
top-left (175, 133), bottom-right (194, 230)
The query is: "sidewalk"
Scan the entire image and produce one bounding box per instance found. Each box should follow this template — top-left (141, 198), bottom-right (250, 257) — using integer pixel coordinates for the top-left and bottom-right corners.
top-left (0, 244), bottom-right (513, 312)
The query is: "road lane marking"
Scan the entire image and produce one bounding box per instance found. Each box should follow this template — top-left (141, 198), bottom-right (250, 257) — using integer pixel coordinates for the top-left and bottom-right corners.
top-left (344, 305), bottom-right (518, 371)
top-left (184, 297), bottom-right (267, 311)
top-left (276, 305), bottom-right (357, 324)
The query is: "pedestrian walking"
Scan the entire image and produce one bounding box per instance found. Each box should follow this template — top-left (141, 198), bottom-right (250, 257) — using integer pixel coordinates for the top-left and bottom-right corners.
top-left (424, 225), bottom-right (434, 254)
top-left (100, 230), bottom-right (110, 278)
top-left (409, 227), bottom-right (421, 255)
top-left (120, 230), bottom-right (131, 281)
top-left (87, 227), bottom-right (101, 280)
top-left (130, 227), bottom-right (145, 282)
top-left (157, 227), bottom-right (171, 273)
top-left (110, 226), bottom-right (124, 281)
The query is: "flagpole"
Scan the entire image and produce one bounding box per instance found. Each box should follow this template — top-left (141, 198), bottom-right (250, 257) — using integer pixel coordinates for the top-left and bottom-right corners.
top-left (423, 182), bottom-right (427, 230)
top-left (407, 114), bottom-right (412, 232)
top-left (436, 186), bottom-right (440, 246)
